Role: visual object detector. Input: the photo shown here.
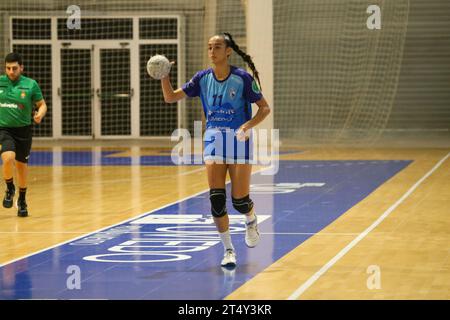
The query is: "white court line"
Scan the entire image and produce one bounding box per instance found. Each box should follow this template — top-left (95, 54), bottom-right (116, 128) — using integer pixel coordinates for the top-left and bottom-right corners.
top-left (287, 151), bottom-right (450, 300)
top-left (0, 166), bottom-right (272, 268)
top-left (0, 231), bottom-right (360, 235)
top-left (178, 167), bottom-right (204, 176)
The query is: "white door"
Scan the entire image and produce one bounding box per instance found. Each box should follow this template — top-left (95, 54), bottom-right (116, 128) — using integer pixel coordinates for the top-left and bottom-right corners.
top-left (94, 42), bottom-right (133, 138)
top-left (58, 42), bottom-right (93, 138)
top-left (58, 41), bottom-right (134, 138)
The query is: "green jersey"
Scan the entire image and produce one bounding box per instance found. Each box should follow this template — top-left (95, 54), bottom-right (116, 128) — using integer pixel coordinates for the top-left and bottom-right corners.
top-left (0, 75), bottom-right (43, 127)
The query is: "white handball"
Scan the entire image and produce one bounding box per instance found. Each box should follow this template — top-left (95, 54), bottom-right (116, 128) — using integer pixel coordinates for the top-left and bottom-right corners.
top-left (146, 54), bottom-right (172, 80)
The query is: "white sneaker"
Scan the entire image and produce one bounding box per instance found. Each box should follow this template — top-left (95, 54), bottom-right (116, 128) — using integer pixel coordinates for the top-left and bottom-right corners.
top-left (245, 215), bottom-right (260, 248)
top-left (221, 249), bottom-right (237, 267)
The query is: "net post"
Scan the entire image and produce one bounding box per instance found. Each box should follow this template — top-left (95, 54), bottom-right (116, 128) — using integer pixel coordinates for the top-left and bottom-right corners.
top-left (246, 0), bottom-right (274, 133)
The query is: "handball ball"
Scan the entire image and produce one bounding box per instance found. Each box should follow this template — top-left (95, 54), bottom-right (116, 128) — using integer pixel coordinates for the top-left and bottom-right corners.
top-left (146, 54), bottom-right (172, 80)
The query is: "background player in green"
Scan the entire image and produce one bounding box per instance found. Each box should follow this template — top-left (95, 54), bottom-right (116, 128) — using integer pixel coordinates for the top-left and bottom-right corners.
top-left (0, 52), bottom-right (47, 217)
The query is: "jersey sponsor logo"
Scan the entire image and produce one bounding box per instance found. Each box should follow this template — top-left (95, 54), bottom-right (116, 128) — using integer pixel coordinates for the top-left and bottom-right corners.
top-left (208, 102), bottom-right (235, 124)
top-left (252, 80), bottom-right (261, 94)
top-left (208, 109), bottom-right (234, 116)
top-left (0, 102), bottom-right (19, 109)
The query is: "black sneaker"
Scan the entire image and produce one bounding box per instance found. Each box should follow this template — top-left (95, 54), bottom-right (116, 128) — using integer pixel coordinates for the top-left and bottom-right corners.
top-left (17, 200), bottom-right (28, 217)
top-left (3, 188), bottom-right (15, 208)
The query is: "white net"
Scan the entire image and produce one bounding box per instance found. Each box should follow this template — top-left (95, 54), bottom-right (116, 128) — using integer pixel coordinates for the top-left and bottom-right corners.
top-left (273, 0), bottom-right (410, 144)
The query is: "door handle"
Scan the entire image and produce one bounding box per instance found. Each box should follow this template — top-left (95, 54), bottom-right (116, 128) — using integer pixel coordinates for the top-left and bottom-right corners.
top-left (113, 89), bottom-right (133, 98)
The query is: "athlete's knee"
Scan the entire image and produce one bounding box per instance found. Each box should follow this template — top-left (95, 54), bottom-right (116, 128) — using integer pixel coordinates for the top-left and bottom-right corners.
top-left (232, 195), bottom-right (254, 214)
top-left (210, 188), bottom-right (227, 218)
top-left (1, 151), bottom-right (15, 164)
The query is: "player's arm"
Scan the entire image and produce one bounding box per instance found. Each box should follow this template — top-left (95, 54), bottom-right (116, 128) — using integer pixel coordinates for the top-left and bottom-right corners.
top-left (242, 97), bottom-right (271, 130)
top-left (33, 99), bottom-right (47, 124)
top-left (236, 97), bottom-right (271, 141)
top-left (161, 70), bottom-right (186, 104)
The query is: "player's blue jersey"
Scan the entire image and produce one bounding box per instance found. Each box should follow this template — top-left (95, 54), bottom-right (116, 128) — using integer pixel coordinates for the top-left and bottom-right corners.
top-left (182, 66), bottom-right (262, 130)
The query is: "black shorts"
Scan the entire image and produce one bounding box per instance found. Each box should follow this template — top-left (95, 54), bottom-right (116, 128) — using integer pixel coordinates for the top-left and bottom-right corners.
top-left (0, 125), bottom-right (33, 163)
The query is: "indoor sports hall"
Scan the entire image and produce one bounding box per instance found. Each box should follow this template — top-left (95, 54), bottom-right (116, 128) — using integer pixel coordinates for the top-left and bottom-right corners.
top-left (0, 0), bottom-right (449, 300)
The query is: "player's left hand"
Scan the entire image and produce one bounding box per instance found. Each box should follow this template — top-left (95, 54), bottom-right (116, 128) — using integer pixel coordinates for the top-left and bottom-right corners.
top-left (236, 125), bottom-right (251, 141)
top-left (33, 113), bottom-right (43, 124)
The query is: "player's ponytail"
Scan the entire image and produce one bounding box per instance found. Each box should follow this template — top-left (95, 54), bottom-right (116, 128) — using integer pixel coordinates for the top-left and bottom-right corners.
top-left (222, 32), bottom-right (262, 91)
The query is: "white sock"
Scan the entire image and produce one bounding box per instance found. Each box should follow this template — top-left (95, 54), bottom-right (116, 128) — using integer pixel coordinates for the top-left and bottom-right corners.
top-left (219, 230), bottom-right (234, 251)
top-left (245, 209), bottom-right (256, 224)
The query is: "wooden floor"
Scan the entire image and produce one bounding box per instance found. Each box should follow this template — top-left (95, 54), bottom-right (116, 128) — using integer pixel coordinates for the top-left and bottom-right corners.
top-left (0, 142), bottom-right (449, 299)
top-left (229, 148), bottom-right (450, 299)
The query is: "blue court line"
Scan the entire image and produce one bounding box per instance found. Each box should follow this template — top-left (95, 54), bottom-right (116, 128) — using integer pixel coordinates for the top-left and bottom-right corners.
top-left (0, 160), bottom-right (411, 299)
top-left (28, 151), bottom-right (175, 166)
top-left (27, 150), bottom-right (303, 166)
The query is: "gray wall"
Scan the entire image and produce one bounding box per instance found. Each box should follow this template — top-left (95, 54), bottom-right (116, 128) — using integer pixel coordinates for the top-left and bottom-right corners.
top-left (387, 0), bottom-right (450, 131)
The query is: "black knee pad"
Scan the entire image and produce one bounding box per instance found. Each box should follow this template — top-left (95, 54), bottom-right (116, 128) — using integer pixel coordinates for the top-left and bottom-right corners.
top-left (232, 195), bottom-right (254, 214)
top-left (210, 189), bottom-right (227, 218)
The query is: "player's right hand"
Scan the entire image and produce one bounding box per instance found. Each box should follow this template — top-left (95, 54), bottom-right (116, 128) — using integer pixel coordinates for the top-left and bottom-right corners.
top-left (161, 61), bottom-right (176, 80)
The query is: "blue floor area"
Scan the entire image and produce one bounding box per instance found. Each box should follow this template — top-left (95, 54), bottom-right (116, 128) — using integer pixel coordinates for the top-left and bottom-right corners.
top-left (28, 150), bottom-right (304, 166)
top-left (0, 159), bottom-right (411, 299)
top-left (29, 150), bottom-right (183, 166)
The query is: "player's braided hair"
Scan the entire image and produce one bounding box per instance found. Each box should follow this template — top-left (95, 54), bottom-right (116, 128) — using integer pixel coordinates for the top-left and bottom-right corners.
top-left (222, 32), bottom-right (262, 91)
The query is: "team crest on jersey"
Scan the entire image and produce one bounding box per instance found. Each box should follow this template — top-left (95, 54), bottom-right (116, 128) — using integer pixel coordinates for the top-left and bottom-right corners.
top-left (229, 87), bottom-right (237, 100)
top-left (18, 104), bottom-right (24, 110)
top-left (21, 91), bottom-right (26, 99)
top-left (252, 80), bottom-right (261, 94)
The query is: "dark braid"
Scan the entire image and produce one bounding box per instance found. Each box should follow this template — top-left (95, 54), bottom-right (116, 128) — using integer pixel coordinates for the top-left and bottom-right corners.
top-left (222, 32), bottom-right (262, 91)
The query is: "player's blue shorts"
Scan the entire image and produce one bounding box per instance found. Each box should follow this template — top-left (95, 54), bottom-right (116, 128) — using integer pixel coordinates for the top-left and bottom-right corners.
top-left (203, 128), bottom-right (254, 164)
